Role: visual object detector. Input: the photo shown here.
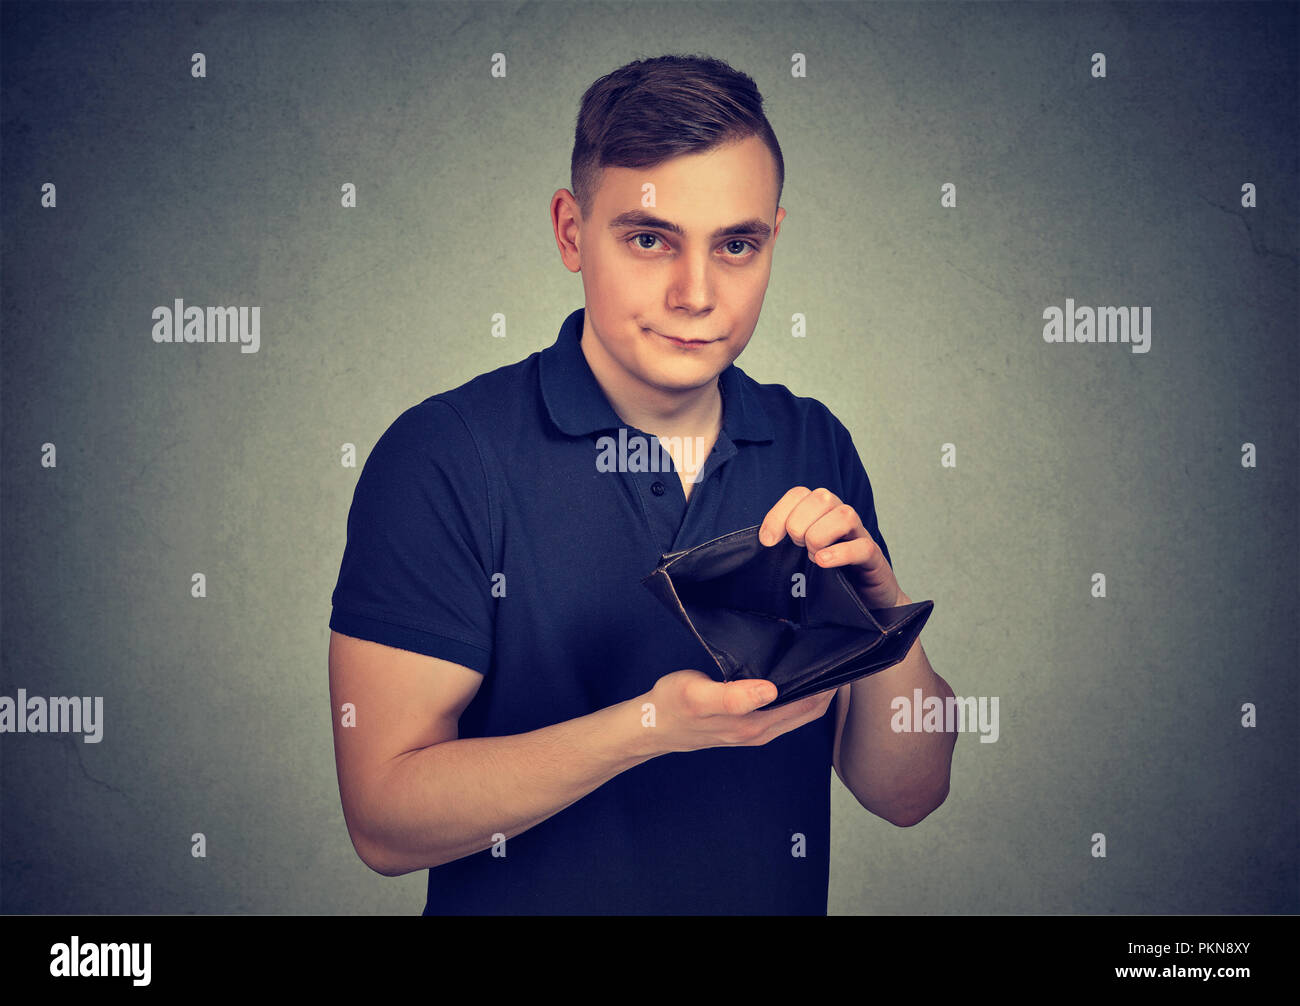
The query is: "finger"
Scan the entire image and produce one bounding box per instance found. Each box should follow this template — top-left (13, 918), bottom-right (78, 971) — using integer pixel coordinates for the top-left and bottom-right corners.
top-left (784, 487), bottom-right (841, 546)
top-left (752, 692), bottom-right (835, 744)
top-left (794, 689), bottom-right (839, 726)
top-left (746, 680), bottom-right (778, 710)
top-left (710, 679), bottom-right (779, 716)
top-left (677, 670), bottom-right (721, 712)
top-left (803, 503), bottom-right (866, 557)
top-left (758, 487), bottom-right (812, 546)
top-left (811, 531), bottom-right (879, 570)
top-left (753, 689), bottom-right (828, 726)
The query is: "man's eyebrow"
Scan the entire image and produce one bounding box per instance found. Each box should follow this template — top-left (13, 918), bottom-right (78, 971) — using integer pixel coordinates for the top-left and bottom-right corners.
top-left (607, 210), bottom-right (772, 241)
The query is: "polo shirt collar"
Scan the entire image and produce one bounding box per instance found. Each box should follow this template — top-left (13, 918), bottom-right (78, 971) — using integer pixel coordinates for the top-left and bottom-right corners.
top-left (540, 307), bottom-right (775, 443)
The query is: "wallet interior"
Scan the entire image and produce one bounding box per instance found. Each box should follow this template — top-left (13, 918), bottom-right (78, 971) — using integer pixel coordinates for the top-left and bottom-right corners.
top-left (667, 530), bottom-right (887, 684)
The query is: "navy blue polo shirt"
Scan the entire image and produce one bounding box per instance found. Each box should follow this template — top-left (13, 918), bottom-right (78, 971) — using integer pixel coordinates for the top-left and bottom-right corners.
top-left (329, 306), bottom-right (892, 915)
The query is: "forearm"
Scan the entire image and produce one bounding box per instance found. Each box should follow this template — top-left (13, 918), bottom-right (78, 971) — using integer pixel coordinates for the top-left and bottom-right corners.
top-left (357, 695), bottom-right (656, 875)
top-left (840, 588), bottom-right (957, 825)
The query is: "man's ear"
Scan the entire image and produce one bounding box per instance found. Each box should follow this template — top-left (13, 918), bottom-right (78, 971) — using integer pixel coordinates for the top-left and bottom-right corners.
top-left (551, 189), bottom-right (582, 274)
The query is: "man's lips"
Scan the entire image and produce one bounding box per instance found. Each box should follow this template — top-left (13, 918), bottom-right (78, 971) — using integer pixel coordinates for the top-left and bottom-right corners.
top-left (645, 327), bottom-right (718, 347)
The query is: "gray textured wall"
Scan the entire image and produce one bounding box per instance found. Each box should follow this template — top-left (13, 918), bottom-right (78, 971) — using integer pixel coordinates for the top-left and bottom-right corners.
top-left (2, 0), bottom-right (1295, 914)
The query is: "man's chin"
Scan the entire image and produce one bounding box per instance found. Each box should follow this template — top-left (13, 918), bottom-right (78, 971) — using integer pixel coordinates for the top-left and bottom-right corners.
top-left (638, 363), bottom-right (726, 394)
top-left (623, 329), bottom-right (736, 392)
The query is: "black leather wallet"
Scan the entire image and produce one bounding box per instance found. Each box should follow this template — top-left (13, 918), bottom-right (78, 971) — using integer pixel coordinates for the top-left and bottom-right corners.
top-left (642, 525), bottom-right (934, 708)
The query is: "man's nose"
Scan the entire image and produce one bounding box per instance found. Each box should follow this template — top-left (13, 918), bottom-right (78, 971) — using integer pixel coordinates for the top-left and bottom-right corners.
top-left (666, 249), bottom-right (715, 313)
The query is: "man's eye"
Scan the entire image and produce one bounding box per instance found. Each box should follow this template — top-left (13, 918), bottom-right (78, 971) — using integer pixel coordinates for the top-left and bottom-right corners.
top-left (627, 234), bottom-right (758, 259)
top-left (722, 239), bottom-right (758, 258)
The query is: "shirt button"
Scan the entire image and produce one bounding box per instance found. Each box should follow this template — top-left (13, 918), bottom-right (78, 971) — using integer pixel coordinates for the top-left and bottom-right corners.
top-left (651, 481), bottom-right (666, 496)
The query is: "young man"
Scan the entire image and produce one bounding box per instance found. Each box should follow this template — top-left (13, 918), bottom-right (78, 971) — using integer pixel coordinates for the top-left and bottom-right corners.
top-left (328, 54), bottom-right (956, 915)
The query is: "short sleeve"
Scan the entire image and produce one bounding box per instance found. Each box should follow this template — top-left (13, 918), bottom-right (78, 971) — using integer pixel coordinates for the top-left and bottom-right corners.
top-left (831, 416), bottom-right (893, 571)
top-left (329, 398), bottom-right (495, 674)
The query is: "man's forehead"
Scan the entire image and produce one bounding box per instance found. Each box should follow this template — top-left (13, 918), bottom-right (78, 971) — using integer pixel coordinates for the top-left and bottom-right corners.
top-left (593, 144), bottom-right (778, 226)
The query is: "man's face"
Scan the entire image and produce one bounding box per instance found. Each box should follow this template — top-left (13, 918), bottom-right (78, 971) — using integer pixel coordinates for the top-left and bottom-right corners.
top-left (557, 134), bottom-right (786, 396)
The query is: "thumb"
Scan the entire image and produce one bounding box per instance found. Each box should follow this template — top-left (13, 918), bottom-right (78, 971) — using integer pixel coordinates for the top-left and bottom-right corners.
top-left (722, 679), bottom-right (777, 714)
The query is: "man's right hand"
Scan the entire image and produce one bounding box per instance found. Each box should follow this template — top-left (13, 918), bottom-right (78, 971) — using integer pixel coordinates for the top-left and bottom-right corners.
top-left (638, 668), bottom-right (837, 756)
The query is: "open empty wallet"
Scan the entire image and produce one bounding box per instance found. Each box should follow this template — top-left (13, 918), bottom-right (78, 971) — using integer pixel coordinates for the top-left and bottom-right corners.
top-left (642, 525), bottom-right (934, 708)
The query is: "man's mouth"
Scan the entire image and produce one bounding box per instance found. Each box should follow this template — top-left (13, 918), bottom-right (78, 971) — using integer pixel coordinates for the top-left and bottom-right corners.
top-left (645, 327), bottom-right (717, 349)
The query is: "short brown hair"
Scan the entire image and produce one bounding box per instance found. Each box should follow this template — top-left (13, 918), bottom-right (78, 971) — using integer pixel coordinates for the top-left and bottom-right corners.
top-left (570, 54), bottom-right (785, 221)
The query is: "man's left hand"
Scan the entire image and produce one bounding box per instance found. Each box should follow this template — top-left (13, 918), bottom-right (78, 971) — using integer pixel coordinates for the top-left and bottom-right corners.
top-left (758, 487), bottom-right (901, 610)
